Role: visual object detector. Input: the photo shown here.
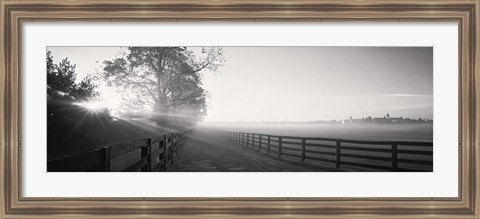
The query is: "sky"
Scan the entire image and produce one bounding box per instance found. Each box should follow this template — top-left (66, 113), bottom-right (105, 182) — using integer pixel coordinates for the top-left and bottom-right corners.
top-left (48, 46), bottom-right (433, 122)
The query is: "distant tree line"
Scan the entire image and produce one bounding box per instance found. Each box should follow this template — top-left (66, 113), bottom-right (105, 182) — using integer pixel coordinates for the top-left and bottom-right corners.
top-left (245, 114), bottom-right (433, 125)
top-left (307, 114), bottom-right (433, 124)
top-left (344, 115), bottom-right (433, 124)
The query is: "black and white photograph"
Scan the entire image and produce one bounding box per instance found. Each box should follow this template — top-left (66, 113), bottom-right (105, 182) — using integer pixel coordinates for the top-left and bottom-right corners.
top-left (47, 46), bottom-right (433, 172)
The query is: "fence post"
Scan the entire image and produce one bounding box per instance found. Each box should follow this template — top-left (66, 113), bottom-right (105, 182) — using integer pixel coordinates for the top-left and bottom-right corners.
top-left (163, 135), bottom-right (167, 171)
top-left (392, 143), bottom-right (398, 171)
top-left (175, 133), bottom-right (179, 156)
top-left (259, 134), bottom-right (262, 151)
top-left (242, 133), bottom-right (245, 145)
top-left (301, 138), bottom-right (306, 162)
top-left (156, 141), bottom-right (162, 171)
top-left (245, 133), bottom-right (248, 146)
top-left (336, 140), bottom-right (341, 168)
top-left (252, 134), bottom-right (255, 148)
top-left (102, 147), bottom-right (111, 172)
top-left (141, 138), bottom-right (152, 172)
top-left (267, 135), bottom-right (271, 154)
top-left (175, 133), bottom-right (178, 151)
top-left (171, 133), bottom-right (175, 165)
top-left (149, 139), bottom-right (156, 171)
top-left (278, 137), bottom-right (283, 157)
top-left (252, 134), bottom-right (254, 148)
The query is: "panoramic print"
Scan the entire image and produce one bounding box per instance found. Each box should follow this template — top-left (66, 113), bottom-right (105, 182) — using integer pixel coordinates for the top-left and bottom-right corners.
top-left (46, 46), bottom-right (433, 172)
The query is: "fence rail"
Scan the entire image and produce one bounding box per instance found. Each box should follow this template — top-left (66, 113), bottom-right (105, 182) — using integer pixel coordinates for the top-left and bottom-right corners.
top-left (48, 131), bottom-right (190, 172)
top-left (227, 131), bottom-right (433, 172)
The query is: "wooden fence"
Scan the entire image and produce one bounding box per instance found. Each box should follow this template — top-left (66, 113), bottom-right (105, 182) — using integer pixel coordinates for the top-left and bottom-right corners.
top-left (48, 131), bottom-right (189, 172)
top-left (227, 132), bottom-right (433, 172)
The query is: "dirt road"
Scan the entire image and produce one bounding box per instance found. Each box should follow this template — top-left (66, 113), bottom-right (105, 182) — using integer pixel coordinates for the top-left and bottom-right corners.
top-left (168, 128), bottom-right (329, 172)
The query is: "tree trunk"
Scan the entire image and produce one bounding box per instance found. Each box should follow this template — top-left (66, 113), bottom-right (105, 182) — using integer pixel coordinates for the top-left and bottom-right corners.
top-left (154, 73), bottom-right (169, 126)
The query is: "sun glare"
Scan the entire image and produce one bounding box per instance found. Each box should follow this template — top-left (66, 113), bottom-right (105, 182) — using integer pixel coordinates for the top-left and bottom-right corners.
top-left (75, 84), bottom-right (124, 116)
top-left (79, 101), bottom-right (105, 112)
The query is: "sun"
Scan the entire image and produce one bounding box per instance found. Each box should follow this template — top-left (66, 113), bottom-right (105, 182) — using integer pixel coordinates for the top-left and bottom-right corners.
top-left (75, 83), bottom-right (125, 116)
top-left (76, 100), bottom-right (105, 112)
top-left (82, 101), bottom-right (104, 111)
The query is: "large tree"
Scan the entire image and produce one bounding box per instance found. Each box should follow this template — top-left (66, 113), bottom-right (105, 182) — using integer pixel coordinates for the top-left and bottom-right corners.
top-left (102, 47), bottom-right (224, 127)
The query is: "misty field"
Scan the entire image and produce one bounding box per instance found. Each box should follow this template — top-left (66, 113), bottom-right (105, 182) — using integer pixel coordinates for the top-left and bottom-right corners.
top-left (207, 122), bottom-right (433, 141)
top-left (205, 123), bottom-right (433, 171)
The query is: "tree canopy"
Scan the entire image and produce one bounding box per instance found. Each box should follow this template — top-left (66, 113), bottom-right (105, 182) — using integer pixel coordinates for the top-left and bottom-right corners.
top-left (102, 47), bottom-right (224, 127)
top-left (47, 51), bottom-right (98, 102)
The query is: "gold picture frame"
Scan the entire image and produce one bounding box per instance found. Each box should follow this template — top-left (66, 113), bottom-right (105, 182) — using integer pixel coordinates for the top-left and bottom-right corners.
top-left (1, 0), bottom-right (478, 218)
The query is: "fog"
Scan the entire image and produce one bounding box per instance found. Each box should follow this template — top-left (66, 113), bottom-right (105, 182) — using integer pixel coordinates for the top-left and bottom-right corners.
top-left (199, 122), bottom-right (433, 142)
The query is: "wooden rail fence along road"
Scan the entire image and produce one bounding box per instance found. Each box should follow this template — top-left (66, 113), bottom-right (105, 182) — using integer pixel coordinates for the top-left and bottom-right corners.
top-left (48, 131), bottom-right (189, 172)
top-left (226, 131), bottom-right (433, 172)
